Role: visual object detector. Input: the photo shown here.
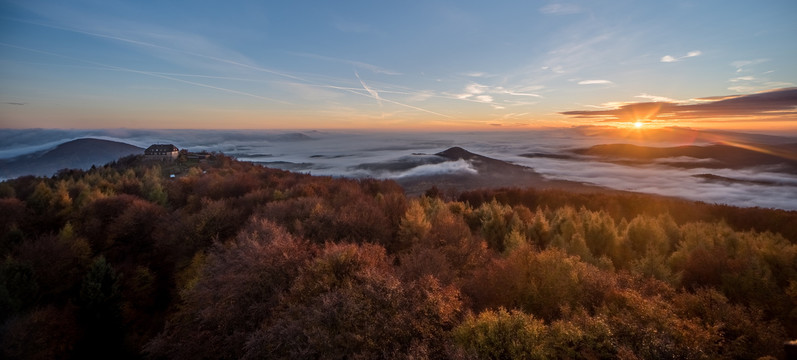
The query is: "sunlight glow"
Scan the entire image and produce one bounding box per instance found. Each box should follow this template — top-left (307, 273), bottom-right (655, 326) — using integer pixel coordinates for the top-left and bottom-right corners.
top-left (634, 121), bottom-right (643, 128)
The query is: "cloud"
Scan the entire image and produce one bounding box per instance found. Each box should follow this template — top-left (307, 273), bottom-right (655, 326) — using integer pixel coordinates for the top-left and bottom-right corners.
top-left (730, 76), bottom-right (755, 82)
top-left (465, 83), bottom-right (488, 95)
top-left (725, 67), bottom-right (793, 93)
top-left (463, 72), bottom-right (487, 77)
top-left (728, 82), bottom-right (794, 94)
top-left (578, 79), bottom-right (613, 85)
top-left (561, 87), bottom-right (797, 121)
top-left (635, 93), bottom-right (678, 103)
top-left (660, 50), bottom-right (701, 63)
top-left (522, 156), bottom-right (797, 210)
top-left (539, 3), bottom-right (584, 14)
top-left (660, 55), bottom-right (677, 63)
top-left (731, 58), bottom-right (768, 72)
top-left (6, 129), bottom-right (796, 210)
top-left (289, 52), bottom-right (401, 75)
top-left (541, 65), bottom-right (566, 74)
top-left (3, 102), bottom-right (25, 105)
top-left (453, 82), bottom-right (542, 106)
top-left (355, 71), bottom-right (382, 106)
top-left (407, 90), bottom-right (435, 102)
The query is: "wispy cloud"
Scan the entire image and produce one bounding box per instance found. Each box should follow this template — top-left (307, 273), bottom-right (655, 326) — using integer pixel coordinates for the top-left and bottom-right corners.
top-left (635, 93), bottom-right (679, 103)
top-left (288, 51), bottom-right (401, 75)
top-left (578, 79), bottom-right (613, 85)
top-left (541, 65), bottom-right (566, 74)
top-left (452, 82), bottom-right (541, 109)
top-left (355, 71), bottom-right (382, 106)
top-left (539, 3), bottom-right (584, 15)
top-left (8, 16), bottom-right (459, 120)
top-left (12, 17), bottom-right (305, 82)
top-left (731, 58), bottom-right (768, 73)
top-left (660, 55), bottom-right (677, 63)
top-left (730, 76), bottom-right (755, 82)
top-left (725, 64), bottom-right (793, 93)
top-left (660, 50), bottom-right (702, 63)
top-left (407, 90), bottom-right (435, 102)
top-left (0, 42), bottom-right (292, 104)
top-left (728, 82), bottom-right (795, 94)
top-left (561, 87), bottom-right (797, 122)
top-left (456, 82), bottom-right (541, 100)
top-left (538, 32), bottom-right (614, 78)
top-left (475, 95), bottom-right (494, 103)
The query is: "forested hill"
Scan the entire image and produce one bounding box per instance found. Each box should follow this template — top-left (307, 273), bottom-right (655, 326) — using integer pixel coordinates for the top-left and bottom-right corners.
top-left (0, 138), bottom-right (144, 179)
top-left (1, 154), bottom-right (796, 359)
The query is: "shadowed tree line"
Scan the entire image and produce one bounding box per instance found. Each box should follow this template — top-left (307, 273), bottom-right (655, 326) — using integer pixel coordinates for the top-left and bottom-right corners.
top-left (1, 154), bottom-right (795, 359)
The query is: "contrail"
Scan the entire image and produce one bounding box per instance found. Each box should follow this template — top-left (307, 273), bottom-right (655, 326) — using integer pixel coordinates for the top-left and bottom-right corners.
top-left (355, 71), bottom-right (382, 106)
top-left (10, 19), bottom-right (305, 82)
top-left (5, 19), bottom-right (453, 118)
top-left (0, 42), bottom-right (291, 104)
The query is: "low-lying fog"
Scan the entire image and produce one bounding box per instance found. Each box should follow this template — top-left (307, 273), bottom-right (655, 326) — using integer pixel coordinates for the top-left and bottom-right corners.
top-left (2, 128), bottom-right (796, 210)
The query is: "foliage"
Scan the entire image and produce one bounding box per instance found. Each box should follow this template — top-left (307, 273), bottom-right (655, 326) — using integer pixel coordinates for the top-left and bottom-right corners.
top-left (0, 155), bottom-right (793, 359)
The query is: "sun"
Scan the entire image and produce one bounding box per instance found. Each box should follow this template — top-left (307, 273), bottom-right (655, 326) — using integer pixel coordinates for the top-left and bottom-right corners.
top-left (634, 121), bottom-right (644, 128)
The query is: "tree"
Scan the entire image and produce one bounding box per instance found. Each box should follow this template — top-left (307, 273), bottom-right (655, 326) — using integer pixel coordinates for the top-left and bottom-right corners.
top-left (0, 258), bottom-right (39, 322)
top-left (453, 308), bottom-right (550, 360)
top-left (75, 256), bottom-right (124, 358)
top-left (16, 231), bottom-right (91, 300)
top-left (1, 305), bottom-right (82, 360)
top-left (248, 243), bottom-right (462, 359)
top-left (145, 219), bottom-right (314, 360)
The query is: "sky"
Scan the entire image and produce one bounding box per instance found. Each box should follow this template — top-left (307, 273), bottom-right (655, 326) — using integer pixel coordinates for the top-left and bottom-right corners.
top-left (1, 0), bottom-right (796, 131)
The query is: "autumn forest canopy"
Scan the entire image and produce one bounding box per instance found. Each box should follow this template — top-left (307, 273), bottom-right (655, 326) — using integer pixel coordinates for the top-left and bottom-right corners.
top-left (1, 153), bottom-right (797, 359)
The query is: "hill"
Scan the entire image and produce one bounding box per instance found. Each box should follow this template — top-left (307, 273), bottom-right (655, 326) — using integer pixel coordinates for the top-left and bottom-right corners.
top-left (1, 150), bottom-right (795, 359)
top-left (573, 143), bottom-right (797, 172)
top-left (0, 138), bottom-right (143, 179)
top-left (393, 146), bottom-right (601, 195)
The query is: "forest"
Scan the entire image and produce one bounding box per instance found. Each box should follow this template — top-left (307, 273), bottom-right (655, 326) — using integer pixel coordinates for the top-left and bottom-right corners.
top-left (1, 153), bottom-right (796, 359)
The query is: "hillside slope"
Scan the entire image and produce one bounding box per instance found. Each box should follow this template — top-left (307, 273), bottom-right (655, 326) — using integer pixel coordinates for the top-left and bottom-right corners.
top-left (395, 146), bottom-right (601, 195)
top-left (574, 143), bottom-right (797, 172)
top-left (0, 138), bottom-right (143, 179)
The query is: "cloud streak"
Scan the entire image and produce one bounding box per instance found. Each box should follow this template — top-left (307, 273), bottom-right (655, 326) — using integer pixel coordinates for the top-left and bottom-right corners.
top-left (578, 79), bottom-right (613, 85)
top-left (0, 42), bottom-right (292, 104)
top-left (561, 87), bottom-right (797, 122)
top-left (355, 71), bottom-right (382, 106)
top-left (454, 82), bottom-right (542, 108)
top-left (5, 19), bottom-right (454, 119)
top-left (289, 51), bottom-right (401, 75)
top-left (661, 50), bottom-right (702, 63)
top-left (539, 3), bottom-right (584, 15)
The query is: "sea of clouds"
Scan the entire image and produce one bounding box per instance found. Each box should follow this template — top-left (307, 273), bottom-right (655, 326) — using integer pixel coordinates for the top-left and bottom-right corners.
top-left (1, 128), bottom-right (795, 210)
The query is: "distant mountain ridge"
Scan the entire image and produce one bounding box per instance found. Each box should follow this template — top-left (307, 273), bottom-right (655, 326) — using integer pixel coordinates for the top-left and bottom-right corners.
top-left (395, 146), bottom-right (600, 195)
top-left (573, 143), bottom-right (797, 172)
top-left (0, 138), bottom-right (143, 179)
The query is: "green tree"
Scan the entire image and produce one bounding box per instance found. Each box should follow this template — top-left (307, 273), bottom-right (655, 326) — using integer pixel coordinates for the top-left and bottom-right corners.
top-left (76, 256), bottom-right (124, 357)
top-left (453, 308), bottom-right (549, 359)
top-left (0, 258), bottom-right (39, 322)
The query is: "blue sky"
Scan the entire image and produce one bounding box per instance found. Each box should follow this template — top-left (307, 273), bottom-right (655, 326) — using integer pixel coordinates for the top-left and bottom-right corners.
top-left (1, 0), bottom-right (795, 130)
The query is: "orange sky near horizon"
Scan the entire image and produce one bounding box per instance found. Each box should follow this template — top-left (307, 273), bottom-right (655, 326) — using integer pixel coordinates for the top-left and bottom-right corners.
top-left (1, 2), bottom-right (795, 133)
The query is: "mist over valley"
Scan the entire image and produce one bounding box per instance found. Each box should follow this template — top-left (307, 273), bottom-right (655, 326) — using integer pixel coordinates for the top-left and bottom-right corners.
top-left (3, 127), bottom-right (796, 210)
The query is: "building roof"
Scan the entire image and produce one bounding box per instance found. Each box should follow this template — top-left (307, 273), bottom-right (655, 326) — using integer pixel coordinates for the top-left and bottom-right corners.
top-left (146, 144), bottom-right (179, 152)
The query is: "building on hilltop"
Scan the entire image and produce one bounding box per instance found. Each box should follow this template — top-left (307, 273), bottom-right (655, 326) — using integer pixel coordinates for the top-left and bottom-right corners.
top-left (145, 144), bottom-right (179, 161)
